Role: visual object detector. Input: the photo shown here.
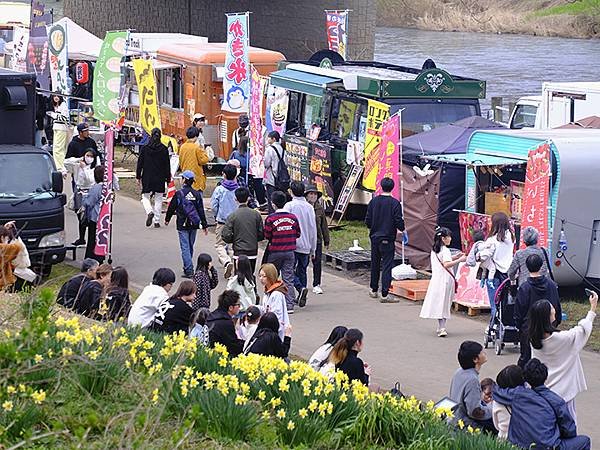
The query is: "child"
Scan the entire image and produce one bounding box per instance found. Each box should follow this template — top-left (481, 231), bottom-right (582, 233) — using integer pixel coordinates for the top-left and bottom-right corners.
top-left (193, 253), bottom-right (219, 310)
top-left (189, 307), bottom-right (210, 346)
top-left (210, 164), bottom-right (239, 275)
top-left (239, 305), bottom-right (261, 349)
top-left (480, 377), bottom-right (495, 404)
top-left (420, 227), bottom-right (466, 337)
top-left (466, 229), bottom-right (496, 281)
top-left (226, 255), bottom-right (257, 310)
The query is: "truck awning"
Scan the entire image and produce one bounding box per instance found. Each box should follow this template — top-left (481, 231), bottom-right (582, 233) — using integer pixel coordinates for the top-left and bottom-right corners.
top-left (422, 151), bottom-right (526, 166)
top-left (269, 68), bottom-right (343, 97)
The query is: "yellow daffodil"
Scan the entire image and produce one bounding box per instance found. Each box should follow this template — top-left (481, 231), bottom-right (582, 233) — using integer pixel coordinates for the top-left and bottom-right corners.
top-left (235, 395), bottom-right (248, 406)
top-left (457, 419), bottom-right (465, 429)
top-left (308, 399), bottom-right (318, 412)
top-left (298, 408), bottom-right (308, 419)
top-left (339, 393), bottom-right (348, 403)
top-left (257, 390), bottom-right (266, 401)
top-left (2, 400), bottom-right (13, 412)
top-left (287, 420), bottom-right (295, 430)
top-left (33, 354), bottom-right (43, 363)
top-left (261, 411), bottom-right (270, 420)
top-left (30, 389), bottom-right (46, 404)
top-left (151, 388), bottom-right (159, 404)
top-left (276, 408), bottom-right (286, 419)
top-left (7, 386), bottom-right (16, 395)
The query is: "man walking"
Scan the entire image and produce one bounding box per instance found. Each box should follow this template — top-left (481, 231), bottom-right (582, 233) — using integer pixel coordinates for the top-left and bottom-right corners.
top-left (210, 164), bottom-right (239, 278)
top-left (305, 184), bottom-right (330, 294)
top-left (179, 126), bottom-right (209, 193)
top-left (263, 131), bottom-right (284, 213)
top-left (165, 170), bottom-right (208, 278)
top-left (222, 187), bottom-right (264, 275)
top-left (264, 190), bottom-right (301, 312)
top-left (365, 177), bottom-right (405, 302)
top-left (284, 181), bottom-right (317, 308)
top-left (66, 122), bottom-right (98, 159)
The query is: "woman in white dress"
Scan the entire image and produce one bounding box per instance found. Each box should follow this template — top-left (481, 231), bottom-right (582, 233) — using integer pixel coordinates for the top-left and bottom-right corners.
top-left (420, 227), bottom-right (466, 337)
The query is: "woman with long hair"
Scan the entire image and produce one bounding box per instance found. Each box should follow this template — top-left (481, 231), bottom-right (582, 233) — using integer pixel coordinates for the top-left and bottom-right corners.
top-left (308, 325), bottom-right (348, 371)
top-left (103, 266), bottom-right (131, 321)
top-left (136, 127), bottom-right (171, 228)
top-left (193, 253), bottom-right (219, 309)
top-left (258, 263), bottom-right (289, 340)
top-left (226, 255), bottom-right (256, 310)
top-left (244, 312), bottom-right (292, 358)
top-left (420, 227), bottom-right (466, 337)
top-left (529, 293), bottom-right (598, 425)
top-left (149, 280), bottom-right (197, 334)
top-left (328, 328), bottom-right (370, 385)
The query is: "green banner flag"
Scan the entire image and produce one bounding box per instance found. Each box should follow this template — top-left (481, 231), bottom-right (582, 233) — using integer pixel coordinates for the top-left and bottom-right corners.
top-left (93, 31), bottom-right (127, 123)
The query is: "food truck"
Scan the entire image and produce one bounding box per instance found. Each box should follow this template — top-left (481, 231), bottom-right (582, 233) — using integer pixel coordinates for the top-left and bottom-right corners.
top-left (424, 128), bottom-right (600, 286)
top-left (126, 42), bottom-right (284, 159)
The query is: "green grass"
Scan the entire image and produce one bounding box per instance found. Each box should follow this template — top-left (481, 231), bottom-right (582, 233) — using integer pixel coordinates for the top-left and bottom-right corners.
top-left (561, 300), bottom-right (600, 352)
top-left (329, 220), bottom-right (371, 252)
top-left (534, 0), bottom-right (600, 17)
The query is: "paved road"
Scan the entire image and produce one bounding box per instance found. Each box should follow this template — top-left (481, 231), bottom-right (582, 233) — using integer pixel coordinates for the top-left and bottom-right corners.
top-left (64, 192), bottom-right (599, 444)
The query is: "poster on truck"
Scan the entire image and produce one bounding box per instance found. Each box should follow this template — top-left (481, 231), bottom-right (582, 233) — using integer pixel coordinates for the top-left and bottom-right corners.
top-left (27, 2), bottom-right (50, 91)
top-left (223, 13), bottom-right (250, 113)
top-left (265, 83), bottom-right (289, 136)
top-left (520, 142), bottom-right (551, 249)
top-left (310, 142), bottom-right (334, 207)
top-left (362, 99), bottom-right (390, 190)
top-left (325, 10), bottom-right (348, 59)
top-left (133, 58), bottom-right (161, 134)
top-left (93, 31), bottom-right (127, 123)
top-left (283, 136), bottom-right (310, 185)
top-left (47, 22), bottom-right (69, 95)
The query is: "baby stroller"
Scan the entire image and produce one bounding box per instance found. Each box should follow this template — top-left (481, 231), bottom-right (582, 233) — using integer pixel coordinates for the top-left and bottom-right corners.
top-left (483, 278), bottom-right (520, 355)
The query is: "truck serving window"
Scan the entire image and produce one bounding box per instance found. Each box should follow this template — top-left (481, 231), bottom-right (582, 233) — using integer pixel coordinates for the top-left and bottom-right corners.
top-left (0, 153), bottom-right (53, 198)
top-left (391, 103), bottom-right (478, 136)
top-left (330, 98), bottom-right (364, 141)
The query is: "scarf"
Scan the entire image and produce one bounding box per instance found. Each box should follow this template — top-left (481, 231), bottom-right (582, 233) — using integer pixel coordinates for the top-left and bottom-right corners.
top-left (221, 179), bottom-right (239, 191)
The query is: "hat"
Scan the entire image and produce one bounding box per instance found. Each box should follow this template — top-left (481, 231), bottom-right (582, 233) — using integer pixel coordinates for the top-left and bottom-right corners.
top-left (181, 170), bottom-right (196, 180)
top-left (304, 184), bottom-right (322, 198)
top-left (193, 113), bottom-right (206, 121)
top-left (226, 159), bottom-right (241, 168)
top-left (77, 123), bottom-right (90, 132)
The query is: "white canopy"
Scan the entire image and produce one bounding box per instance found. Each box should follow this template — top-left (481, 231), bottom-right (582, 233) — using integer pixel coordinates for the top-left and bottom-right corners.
top-left (54, 17), bottom-right (103, 61)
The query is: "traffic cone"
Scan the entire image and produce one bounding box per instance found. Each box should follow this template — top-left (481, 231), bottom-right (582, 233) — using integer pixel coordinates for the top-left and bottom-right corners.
top-left (165, 180), bottom-right (176, 205)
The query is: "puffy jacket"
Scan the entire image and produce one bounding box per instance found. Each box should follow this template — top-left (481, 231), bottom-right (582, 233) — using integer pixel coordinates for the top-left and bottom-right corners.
top-left (165, 185), bottom-right (208, 231)
top-left (207, 307), bottom-right (244, 356)
top-left (222, 205), bottom-right (264, 256)
top-left (210, 180), bottom-right (239, 224)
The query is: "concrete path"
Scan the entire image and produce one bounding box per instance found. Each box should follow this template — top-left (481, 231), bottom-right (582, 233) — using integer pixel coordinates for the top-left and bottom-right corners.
top-left (64, 192), bottom-right (600, 444)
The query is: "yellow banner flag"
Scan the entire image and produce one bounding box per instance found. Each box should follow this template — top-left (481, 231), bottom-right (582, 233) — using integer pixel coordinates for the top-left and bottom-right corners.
top-left (133, 59), bottom-right (161, 134)
top-left (362, 99), bottom-right (390, 190)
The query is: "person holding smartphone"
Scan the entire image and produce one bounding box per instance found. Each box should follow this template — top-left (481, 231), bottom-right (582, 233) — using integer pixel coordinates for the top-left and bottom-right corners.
top-left (529, 290), bottom-right (598, 425)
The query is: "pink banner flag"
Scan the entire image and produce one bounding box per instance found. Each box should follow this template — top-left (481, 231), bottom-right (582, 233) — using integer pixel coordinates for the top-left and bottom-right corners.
top-left (95, 129), bottom-right (114, 257)
top-left (520, 143), bottom-right (551, 249)
top-left (375, 114), bottom-right (400, 199)
top-left (249, 65), bottom-right (265, 178)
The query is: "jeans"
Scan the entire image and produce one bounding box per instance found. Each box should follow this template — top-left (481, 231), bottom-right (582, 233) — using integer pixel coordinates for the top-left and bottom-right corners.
top-left (312, 242), bottom-right (323, 287)
top-left (485, 278), bottom-right (501, 325)
top-left (559, 435), bottom-right (591, 450)
top-left (293, 252), bottom-right (310, 293)
top-left (370, 237), bottom-right (395, 296)
top-left (268, 251), bottom-right (296, 309)
top-left (141, 192), bottom-right (163, 224)
top-left (265, 184), bottom-right (276, 213)
top-left (177, 229), bottom-right (197, 275)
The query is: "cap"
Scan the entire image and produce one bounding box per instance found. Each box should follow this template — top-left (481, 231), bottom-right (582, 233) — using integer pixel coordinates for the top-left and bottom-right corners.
top-left (304, 184), bottom-right (322, 198)
top-left (181, 170), bottom-right (196, 180)
top-left (226, 159), bottom-right (241, 168)
top-left (193, 113), bottom-right (206, 121)
top-left (77, 122), bottom-right (90, 132)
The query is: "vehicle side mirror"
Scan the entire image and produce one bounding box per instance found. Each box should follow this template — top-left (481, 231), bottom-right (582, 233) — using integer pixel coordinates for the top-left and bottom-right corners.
top-left (52, 171), bottom-right (63, 193)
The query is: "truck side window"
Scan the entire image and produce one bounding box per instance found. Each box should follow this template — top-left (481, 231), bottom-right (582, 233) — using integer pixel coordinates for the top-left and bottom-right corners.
top-left (286, 91), bottom-right (302, 134)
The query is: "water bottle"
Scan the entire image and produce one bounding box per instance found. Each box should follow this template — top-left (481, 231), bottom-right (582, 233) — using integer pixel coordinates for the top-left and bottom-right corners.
top-left (559, 229), bottom-right (568, 252)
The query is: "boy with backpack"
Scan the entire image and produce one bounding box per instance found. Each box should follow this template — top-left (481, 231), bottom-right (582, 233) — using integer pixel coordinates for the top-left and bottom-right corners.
top-left (263, 131), bottom-right (290, 214)
top-left (165, 170), bottom-right (208, 278)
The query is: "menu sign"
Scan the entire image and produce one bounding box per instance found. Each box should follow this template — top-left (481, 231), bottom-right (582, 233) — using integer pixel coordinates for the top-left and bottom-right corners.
top-left (310, 142), bottom-right (334, 207)
top-left (331, 164), bottom-right (363, 225)
top-left (283, 136), bottom-right (310, 184)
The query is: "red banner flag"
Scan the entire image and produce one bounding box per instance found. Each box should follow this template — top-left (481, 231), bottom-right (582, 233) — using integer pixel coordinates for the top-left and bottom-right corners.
top-left (520, 143), bottom-right (551, 249)
top-left (95, 129), bottom-right (114, 257)
top-left (325, 10), bottom-right (348, 59)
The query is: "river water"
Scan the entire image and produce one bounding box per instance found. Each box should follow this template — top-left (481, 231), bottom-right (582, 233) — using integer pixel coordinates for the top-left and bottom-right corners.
top-left (374, 27), bottom-right (600, 112)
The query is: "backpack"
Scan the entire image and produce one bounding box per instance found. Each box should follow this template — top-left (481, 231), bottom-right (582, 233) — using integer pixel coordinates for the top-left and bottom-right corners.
top-left (272, 145), bottom-right (290, 191)
top-left (178, 190), bottom-right (201, 227)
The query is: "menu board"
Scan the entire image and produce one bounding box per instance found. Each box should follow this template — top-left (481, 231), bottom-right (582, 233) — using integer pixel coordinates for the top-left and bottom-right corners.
top-left (283, 136), bottom-right (310, 184)
top-left (310, 142), bottom-right (334, 207)
top-left (331, 164), bottom-right (364, 226)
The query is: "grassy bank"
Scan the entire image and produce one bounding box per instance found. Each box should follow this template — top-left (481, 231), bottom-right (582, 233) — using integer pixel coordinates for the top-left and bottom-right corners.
top-left (377, 0), bottom-right (600, 39)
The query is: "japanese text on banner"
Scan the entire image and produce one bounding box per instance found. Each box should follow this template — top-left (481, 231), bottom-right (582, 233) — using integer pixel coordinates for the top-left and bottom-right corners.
top-left (133, 59), bottom-right (161, 134)
top-left (249, 65), bottom-right (266, 178)
top-left (520, 143), bottom-right (551, 249)
top-left (375, 113), bottom-right (400, 199)
top-left (47, 22), bottom-right (69, 95)
top-left (325, 10), bottom-right (348, 59)
top-left (95, 129), bottom-right (115, 257)
top-left (11, 27), bottom-right (29, 72)
top-left (93, 31), bottom-right (127, 123)
top-left (223, 13), bottom-right (250, 112)
top-left (362, 99), bottom-right (390, 190)
top-left (27, 2), bottom-right (51, 91)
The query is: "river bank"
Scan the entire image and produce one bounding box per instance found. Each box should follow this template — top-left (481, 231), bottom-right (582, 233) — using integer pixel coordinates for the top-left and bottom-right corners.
top-left (377, 0), bottom-right (600, 39)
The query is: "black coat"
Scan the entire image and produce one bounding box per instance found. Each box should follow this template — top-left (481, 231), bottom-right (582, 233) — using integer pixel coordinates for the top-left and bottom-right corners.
top-left (246, 329), bottom-right (291, 358)
top-left (148, 297), bottom-right (193, 334)
top-left (165, 185), bottom-right (208, 231)
top-left (336, 350), bottom-right (369, 385)
top-left (73, 280), bottom-right (103, 317)
top-left (104, 287), bottom-right (131, 321)
top-left (57, 273), bottom-right (91, 308)
top-left (515, 275), bottom-right (562, 330)
top-left (207, 307), bottom-right (244, 356)
top-left (136, 141), bottom-right (171, 194)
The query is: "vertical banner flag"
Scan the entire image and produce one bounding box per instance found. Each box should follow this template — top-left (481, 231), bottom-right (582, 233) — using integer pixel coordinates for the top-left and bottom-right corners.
top-left (223, 13), bottom-right (250, 112)
top-left (362, 99), bottom-right (390, 190)
top-left (249, 65), bottom-right (265, 178)
top-left (325, 10), bottom-right (348, 59)
top-left (265, 83), bottom-right (289, 135)
top-left (520, 143), bottom-right (551, 249)
top-left (27, 2), bottom-right (51, 91)
top-left (11, 26), bottom-right (29, 72)
top-left (133, 59), bottom-right (161, 134)
top-left (47, 22), bottom-right (69, 94)
top-left (375, 113), bottom-right (400, 199)
top-left (95, 129), bottom-right (115, 257)
top-left (93, 31), bottom-right (127, 123)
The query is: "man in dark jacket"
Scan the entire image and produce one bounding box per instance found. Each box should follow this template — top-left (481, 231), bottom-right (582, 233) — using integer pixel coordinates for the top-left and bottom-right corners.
top-left (56, 258), bottom-right (99, 308)
top-left (365, 177), bottom-right (405, 303)
top-left (305, 184), bottom-right (330, 295)
top-left (165, 170), bottom-right (208, 278)
top-left (207, 290), bottom-right (244, 356)
top-left (66, 123), bottom-right (98, 159)
top-left (136, 127), bottom-right (171, 228)
top-left (493, 358), bottom-right (590, 450)
top-left (222, 187), bottom-right (264, 275)
top-left (515, 254), bottom-right (562, 368)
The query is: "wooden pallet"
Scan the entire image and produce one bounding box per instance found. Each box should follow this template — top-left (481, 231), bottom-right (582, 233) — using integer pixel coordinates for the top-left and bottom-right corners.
top-left (389, 279), bottom-right (429, 301)
top-left (325, 250), bottom-right (405, 271)
top-left (453, 301), bottom-right (491, 317)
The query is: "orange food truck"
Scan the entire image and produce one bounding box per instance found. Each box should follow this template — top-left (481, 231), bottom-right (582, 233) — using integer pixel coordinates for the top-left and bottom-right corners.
top-left (147, 42), bottom-right (284, 159)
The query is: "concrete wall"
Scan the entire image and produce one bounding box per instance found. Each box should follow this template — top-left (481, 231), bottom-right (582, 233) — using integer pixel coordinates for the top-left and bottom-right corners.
top-left (63, 0), bottom-right (375, 60)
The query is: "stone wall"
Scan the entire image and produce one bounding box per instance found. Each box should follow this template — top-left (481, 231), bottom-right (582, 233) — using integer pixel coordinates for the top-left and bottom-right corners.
top-left (63, 0), bottom-right (375, 60)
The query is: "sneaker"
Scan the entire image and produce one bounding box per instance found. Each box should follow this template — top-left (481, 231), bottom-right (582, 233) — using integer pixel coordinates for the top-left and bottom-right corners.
top-left (312, 286), bottom-right (323, 294)
top-left (297, 288), bottom-right (308, 307)
top-left (181, 272), bottom-right (193, 279)
top-left (287, 308), bottom-right (294, 315)
top-left (224, 262), bottom-right (234, 279)
top-left (154, 223), bottom-right (160, 228)
top-left (379, 294), bottom-right (399, 303)
top-left (368, 291), bottom-right (378, 299)
top-left (145, 212), bottom-right (154, 227)
top-left (437, 328), bottom-right (448, 338)
top-left (71, 238), bottom-right (86, 246)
